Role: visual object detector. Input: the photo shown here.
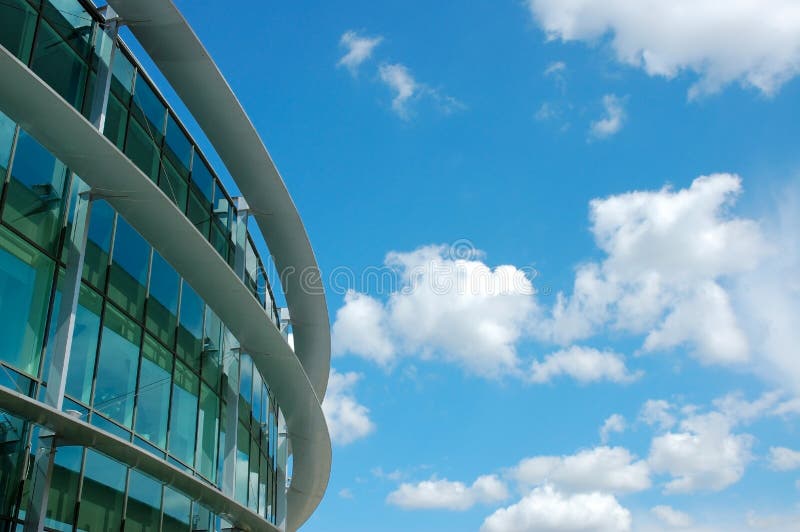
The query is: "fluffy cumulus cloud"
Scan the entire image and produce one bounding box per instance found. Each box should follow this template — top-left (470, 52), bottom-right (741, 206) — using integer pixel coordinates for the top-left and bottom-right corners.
top-left (511, 446), bottom-right (651, 494)
top-left (387, 475), bottom-right (509, 511)
top-left (651, 505), bottom-right (692, 528)
top-left (526, 0), bottom-right (800, 98)
top-left (481, 485), bottom-right (632, 532)
top-left (529, 346), bottom-right (640, 384)
top-left (768, 447), bottom-right (800, 471)
top-left (333, 244), bottom-right (538, 378)
top-left (589, 94), bottom-right (625, 139)
top-left (639, 400), bottom-right (677, 431)
top-left (600, 414), bottom-right (626, 443)
top-left (321, 369), bottom-right (375, 446)
top-left (337, 30), bottom-right (382, 74)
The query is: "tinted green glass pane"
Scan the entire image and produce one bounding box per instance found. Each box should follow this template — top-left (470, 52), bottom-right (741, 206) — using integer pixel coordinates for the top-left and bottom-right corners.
top-left (0, 410), bottom-right (27, 518)
top-left (126, 470), bottom-right (162, 532)
top-left (45, 444), bottom-right (81, 532)
top-left (252, 371), bottom-right (263, 424)
top-left (159, 158), bottom-right (188, 211)
top-left (259, 453), bottom-right (268, 517)
top-left (248, 436), bottom-right (259, 511)
top-left (0, 226), bottom-right (54, 376)
top-left (82, 200), bottom-right (113, 288)
top-left (124, 117), bottom-right (160, 181)
top-left (238, 354), bottom-right (252, 421)
top-left (202, 306), bottom-right (221, 389)
top-left (162, 487), bottom-right (191, 532)
top-left (211, 219), bottom-right (229, 262)
top-left (94, 304), bottom-right (141, 427)
top-left (190, 158), bottom-right (214, 203)
top-left (3, 130), bottom-right (68, 253)
top-left (164, 113), bottom-right (192, 173)
top-left (111, 50), bottom-right (135, 104)
top-left (30, 20), bottom-right (88, 109)
top-left (135, 334), bottom-right (172, 449)
top-left (103, 92), bottom-right (128, 150)
top-left (187, 187), bottom-right (211, 238)
top-left (107, 216), bottom-right (149, 319)
top-left (176, 281), bottom-right (203, 367)
top-left (197, 384), bottom-right (219, 482)
top-left (41, 0), bottom-right (94, 60)
top-left (169, 360), bottom-right (198, 466)
top-left (146, 251), bottom-right (179, 346)
top-left (0, 111), bottom-right (14, 180)
top-left (0, 0), bottom-right (37, 63)
top-left (131, 77), bottom-right (165, 141)
top-left (235, 422), bottom-right (249, 506)
top-left (77, 450), bottom-right (125, 532)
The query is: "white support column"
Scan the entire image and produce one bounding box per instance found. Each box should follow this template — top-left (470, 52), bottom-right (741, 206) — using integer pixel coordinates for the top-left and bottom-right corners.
top-left (23, 12), bottom-right (120, 532)
top-left (233, 196), bottom-right (249, 283)
top-left (276, 410), bottom-right (288, 531)
top-left (221, 338), bottom-right (240, 500)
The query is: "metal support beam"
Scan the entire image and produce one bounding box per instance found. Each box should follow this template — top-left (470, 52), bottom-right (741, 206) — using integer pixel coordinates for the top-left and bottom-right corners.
top-left (276, 410), bottom-right (288, 531)
top-left (221, 338), bottom-right (240, 499)
top-left (233, 196), bottom-right (250, 283)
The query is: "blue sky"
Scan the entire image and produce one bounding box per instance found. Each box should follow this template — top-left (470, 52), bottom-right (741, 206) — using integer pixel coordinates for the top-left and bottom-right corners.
top-left (156, 1), bottom-right (800, 530)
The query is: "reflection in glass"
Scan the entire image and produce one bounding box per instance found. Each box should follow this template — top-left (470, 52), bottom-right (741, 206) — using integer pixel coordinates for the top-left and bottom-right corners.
top-left (126, 469), bottom-right (162, 532)
top-left (82, 200), bottom-right (114, 289)
top-left (45, 445), bottom-right (82, 531)
top-left (94, 305), bottom-right (141, 427)
top-left (30, 19), bottom-right (89, 109)
top-left (77, 450), bottom-right (125, 531)
top-left (108, 216), bottom-right (150, 319)
top-left (135, 334), bottom-right (172, 449)
top-left (169, 360), bottom-right (198, 466)
top-left (146, 251), bottom-right (179, 346)
top-left (177, 281), bottom-right (204, 368)
top-left (197, 384), bottom-right (219, 482)
top-left (0, 0), bottom-right (37, 63)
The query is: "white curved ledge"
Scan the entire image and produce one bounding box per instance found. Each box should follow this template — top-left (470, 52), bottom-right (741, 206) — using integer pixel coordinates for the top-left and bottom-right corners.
top-left (0, 386), bottom-right (279, 532)
top-left (0, 44), bottom-right (330, 531)
top-left (106, 0), bottom-right (332, 401)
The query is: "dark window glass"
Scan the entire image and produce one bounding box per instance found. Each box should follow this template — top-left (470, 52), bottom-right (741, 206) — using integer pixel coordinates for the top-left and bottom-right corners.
top-left (111, 50), bottom-right (135, 104)
top-left (126, 470), bottom-right (162, 532)
top-left (94, 304), bottom-right (141, 427)
top-left (202, 306), bottom-right (221, 389)
top-left (3, 130), bottom-right (69, 252)
top-left (176, 281), bottom-right (203, 367)
top-left (146, 251), bottom-right (179, 346)
top-left (0, 111), bottom-right (14, 179)
top-left (124, 117), bottom-right (160, 181)
top-left (82, 200), bottom-right (114, 289)
top-left (190, 158), bottom-right (214, 203)
top-left (77, 450), bottom-right (126, 531)
top-left (0, 0), bottom-right (37, 63)
top-left (41, 0), bottom-right (95, 60)
top-left (30, 20), bottom-right (89, 109)
top-left (135, 334), bottom-right (172, 449)
top-left (238, 355), bottom-right (252, 422)
top-left (45, 444), bottom-right (82, 531)
top-left (164, 114), bottom-right (192, 174)
top-left (108, 216), bottom-right (150, 319)
top-left (162, 487), bottom-right (191, 532)
top-left (169, 360), bottom-right (198, 466)
top-left (186, 187), bottom-right (211, 238)
top-left (103, 92), bottom-right (128, 150)
top-left (235, 421), bottom-right (249, 506)
top-left (131, 77), bottom-right (165, 141)
top-left (0, 411), bottom-right (28, 518)
top-left (0, 226), bottom-right (54, 376)
top-left (159, 158), bottom-right (188, 211)
top-left (252, 370), bottom-right (263, 425)
top-left (197, 383), bottom-right (219, 482)
top-left (211, 219), bottom-right (229, 262)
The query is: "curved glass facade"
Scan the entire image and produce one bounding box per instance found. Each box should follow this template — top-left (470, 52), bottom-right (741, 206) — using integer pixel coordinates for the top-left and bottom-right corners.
top-left (0, 1), bottom-right (294, 530)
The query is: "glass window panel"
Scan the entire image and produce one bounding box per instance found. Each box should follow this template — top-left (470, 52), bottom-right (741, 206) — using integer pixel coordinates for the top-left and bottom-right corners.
top-left (41, 0), bottom-right (95, 60)
top-left (102, 92), bottom-right (128, 150)
top-left (248, 436), bottom-right (259, 511)
top-left (135, 334), bottom-right (172, 449)
top-left (0, 0), bottom-right (37, 63)
top-left (82, 200), bottom-right (114, 289)
top-left (164, 114), bottom-right (192, 174)
top-left (124, 116), bottom-right (160, 181)
top-left (0, 226), bottom-right (54, 376)
top-left (108, 216), bottom-right (150, 319)
top-left (94, 304), bottom-right (141, 427)
top-left (197, 384), bottom-right (219, 482)
top-left (30, 20), bottom-right (88, 109)
top-left (190, 158), bottom-right (214, 203)
top-left (131, 77), bottom-right (165, 141)
top-left (162, 487), bottom-right (191, 532)
top-left (238, 355), bottom-right (252, 422)
top-left (159, 158), bottom-right (188, 211)
top-left (146, 251), bottom-right (179, 346)
top-left (45, 444), bottom-right (82, 531)
top-left (176, 281), bottom-right (203, 368)
top-left (0, 410), bottom-right (27, 518)
top-left (3, 130), bottom-right (68, 252)
top-left (0, 109), bottom-right (16, 179)
top-left (126, 470), bottom-right (162, 532)
top-left (186, 187), bottom-right (211, 238)
top-left (235, 422), bottom-right (249, 506)
top-left (210, 219), bottom-right (228, 262)
top-left (77, 450), bottom-right (125, 532)
top-left (252, 370), bottom-right (262, 424)
top-left (259, 453), bottom-right (268, 517)
top-left (201, 306), bottom-right (221, 389)
top-left (169, 360), bottom-right (198, 466)
top-left (111, 50), bottom-right (135, 104)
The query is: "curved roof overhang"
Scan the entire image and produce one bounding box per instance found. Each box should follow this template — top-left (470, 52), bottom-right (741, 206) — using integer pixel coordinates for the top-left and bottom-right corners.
top-left (0, 44), bottom-right (329, 531)
top-left (106, 0), bottom-right (332, 401)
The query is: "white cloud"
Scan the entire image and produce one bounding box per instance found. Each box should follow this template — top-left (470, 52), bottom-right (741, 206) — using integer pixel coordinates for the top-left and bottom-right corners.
top-left (338, 30), bottom-right (382, 75)
top-left (481, 485), bottom-right (632, 532)
top-left (712, 391), bottom-right (783, 425)
top-left (600, 414), bottom-right (626, 443)
top-left (511, 446), bottom-right (651, 494)
top-left (648, 411), bottom-right (753, 493)
top-left (640, 400), bottom-right (676, 431)
top-left (378, 63), bottom-right (464, 119)
top-left (651, 505), bottom-right (692, 528)
top-left (387, 475), bottom-right (509, 511)
top-left (321, 369), bottom-right (375, 446)
top-left (526, 0), bottom-right (800, 98)
top-left (768, 447), bottom-right (800, 471)
top-left (338, 488), bottom-right (354, 499)
top-left (589, 94), bottom-right (625, 139)
top-left (332, 244), bottom-right (538, 379)
top-left (530, 346), bottom-right (640, 384)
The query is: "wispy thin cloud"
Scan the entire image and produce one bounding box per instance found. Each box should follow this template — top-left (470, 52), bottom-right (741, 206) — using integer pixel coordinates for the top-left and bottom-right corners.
top-left (338, 30), bottom-right (383, 75)
top-left (589, 94), bottom-right (626, 140)
top-left (378, 63), bottom-right (464, 120)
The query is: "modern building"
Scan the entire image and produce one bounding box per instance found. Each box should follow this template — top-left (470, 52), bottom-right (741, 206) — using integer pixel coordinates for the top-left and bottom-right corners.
top-left (0, 1), bottom-right (331, 531)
